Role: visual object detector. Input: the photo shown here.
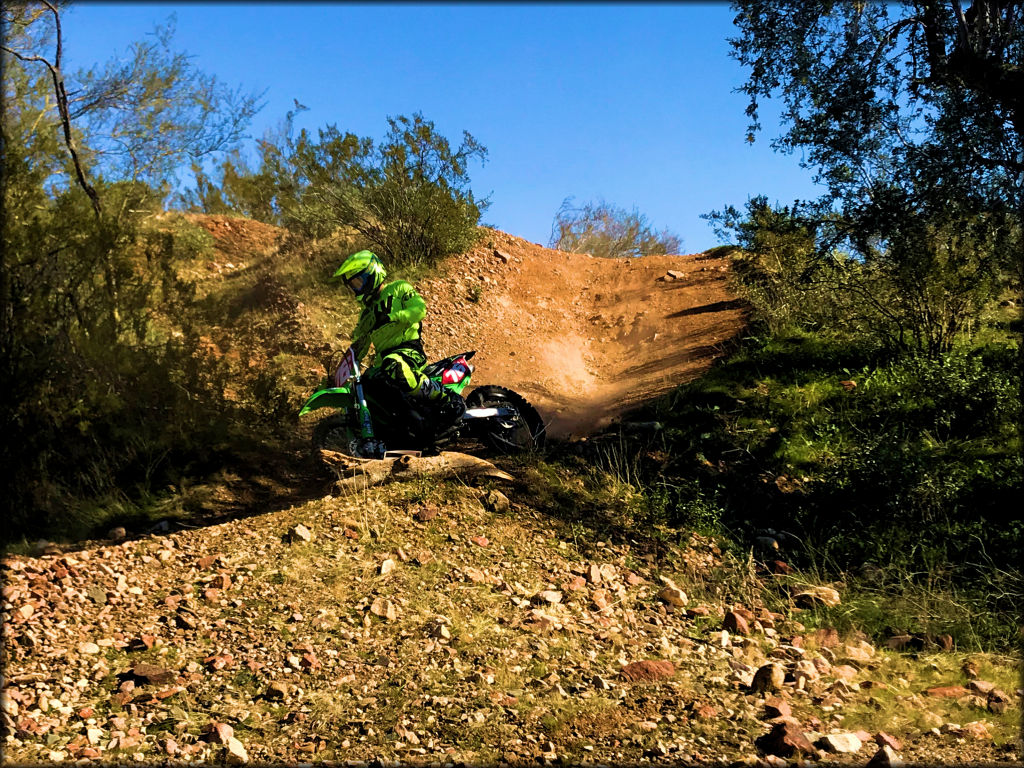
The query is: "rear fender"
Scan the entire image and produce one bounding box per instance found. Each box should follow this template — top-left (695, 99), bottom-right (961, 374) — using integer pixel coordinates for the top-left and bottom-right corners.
top-left (298, 386), bottom-right (353, 416)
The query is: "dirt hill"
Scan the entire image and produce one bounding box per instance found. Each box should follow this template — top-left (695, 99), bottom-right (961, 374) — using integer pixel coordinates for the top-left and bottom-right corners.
top-left (416, 230), bottom-right (746, 437)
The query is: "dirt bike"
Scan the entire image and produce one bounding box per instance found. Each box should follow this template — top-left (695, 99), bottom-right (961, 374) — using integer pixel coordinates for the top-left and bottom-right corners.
top-left (299, 347), bottom-right (545, 458)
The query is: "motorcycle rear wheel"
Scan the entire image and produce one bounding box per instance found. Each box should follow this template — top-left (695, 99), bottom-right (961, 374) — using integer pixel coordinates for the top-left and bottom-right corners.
top-left (466, 386), bottom-right (546, 454)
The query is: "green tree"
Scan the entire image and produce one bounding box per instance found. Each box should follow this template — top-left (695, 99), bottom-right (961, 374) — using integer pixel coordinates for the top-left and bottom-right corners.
top-left (300, 113), bottom-right (488, 265)
top-left (549, 198), bottom-right (682, 258)
top-left (1, 3), bottom-right (260, 541)
top-left (723, 1), bottom-right (1021, 353)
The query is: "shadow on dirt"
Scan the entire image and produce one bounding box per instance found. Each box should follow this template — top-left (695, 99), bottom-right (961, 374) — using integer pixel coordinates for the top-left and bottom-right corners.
top-left (666, 298), bottom-right (747, 318)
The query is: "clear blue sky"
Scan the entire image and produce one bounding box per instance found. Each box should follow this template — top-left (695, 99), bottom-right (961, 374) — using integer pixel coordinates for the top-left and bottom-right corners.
top-left (64, 2), bottom-right (821, 252)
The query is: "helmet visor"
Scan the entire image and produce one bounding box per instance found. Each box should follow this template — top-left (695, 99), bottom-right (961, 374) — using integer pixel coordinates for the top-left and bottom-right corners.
top-left (347, 274), bottom-right (367, 294)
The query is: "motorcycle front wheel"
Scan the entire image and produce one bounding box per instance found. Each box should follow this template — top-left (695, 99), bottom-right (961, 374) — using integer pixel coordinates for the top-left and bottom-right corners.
top-left (311, 413), bottom-right (356, 454)
top-left (466, 386), bottom-right (546, 454)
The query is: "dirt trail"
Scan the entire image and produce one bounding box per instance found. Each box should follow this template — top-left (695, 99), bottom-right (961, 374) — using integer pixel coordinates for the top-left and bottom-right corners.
top-left (418, 230), bottom-right (747, 437)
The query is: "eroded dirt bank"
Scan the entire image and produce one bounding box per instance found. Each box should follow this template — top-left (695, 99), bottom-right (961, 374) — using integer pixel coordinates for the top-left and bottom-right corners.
top-left (418, 230), bottom-right (746, 437)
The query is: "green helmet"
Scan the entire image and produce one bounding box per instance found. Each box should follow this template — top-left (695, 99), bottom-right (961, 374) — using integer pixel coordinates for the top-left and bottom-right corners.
top-left (332, 250), bottom-right (387, 300)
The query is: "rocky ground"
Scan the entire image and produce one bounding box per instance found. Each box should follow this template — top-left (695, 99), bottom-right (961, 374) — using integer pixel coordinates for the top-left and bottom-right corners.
top-left (2, 476), bottom-right (1020, 765)
top-left (3, 219), bottom-right (1019, 764)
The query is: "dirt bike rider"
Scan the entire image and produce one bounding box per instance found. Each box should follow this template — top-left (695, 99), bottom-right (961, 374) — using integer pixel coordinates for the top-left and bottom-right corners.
top-left (332, 250), bottom-right (459, 420)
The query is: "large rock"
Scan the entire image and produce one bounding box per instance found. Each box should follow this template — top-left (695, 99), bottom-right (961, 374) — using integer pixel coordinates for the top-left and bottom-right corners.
top-left (755, 721), bottom-right (816, 758)
top-left (818, 732), bottom-right (863, 753)
top-left (285, 524), bottom-right (313, 544)
top-left (481, 489), bottom-right (510, 513)
top-left (723, 610), bottom-right (750, 635)
top-left (225, 737), bottom-right (249, 764)
top-left (793, 585), bottom-right (841, 608)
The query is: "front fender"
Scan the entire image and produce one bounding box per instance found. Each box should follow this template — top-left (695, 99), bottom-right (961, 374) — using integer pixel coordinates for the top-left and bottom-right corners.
top-left (298, 386), bottom-right (352, 416)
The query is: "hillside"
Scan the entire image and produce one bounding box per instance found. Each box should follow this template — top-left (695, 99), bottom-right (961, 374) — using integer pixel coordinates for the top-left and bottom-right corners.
top-left (415, 229), bottom-right (746, 436)
top-left (2, 218), bottom-right (1019, 765)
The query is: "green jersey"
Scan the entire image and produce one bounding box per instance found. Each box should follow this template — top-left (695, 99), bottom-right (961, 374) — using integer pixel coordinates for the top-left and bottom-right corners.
top-left (351, 280), bottom-right (427, 364)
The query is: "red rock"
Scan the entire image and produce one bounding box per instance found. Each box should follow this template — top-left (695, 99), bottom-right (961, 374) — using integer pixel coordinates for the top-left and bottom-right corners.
top-left (565, 576), bottom-right (587, 592)
top-left (875, 732), bottom-right (902, 751)
top-left (925, 685), bottom-right (968, 698)
top-left (620, 660), bottom-right (676, 682)
top-left (414, 506), bottom-right (438, 522)
top-left (763, 696), bottom-right (792, 719)
top-left (723, 610), bottom-right (750, 635)
top-left (968, 680), bottom-right (996, 695)
top-left (470, 536), bottom-right (489, 547)
top-left (755, 720), bottom-right (816, 758)
top-left (198, 555), bottom-right (217, 569)
top-left (203, 721), bottom-right (234, 744)
top-left (693, 704), bottom-right (717, 719)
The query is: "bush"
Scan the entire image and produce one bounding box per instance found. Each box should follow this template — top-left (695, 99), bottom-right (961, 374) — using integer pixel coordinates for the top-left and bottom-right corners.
top-left (182, 111), bottom-right (488, 268)
top-left (549, 198), bottom-right (682, 258)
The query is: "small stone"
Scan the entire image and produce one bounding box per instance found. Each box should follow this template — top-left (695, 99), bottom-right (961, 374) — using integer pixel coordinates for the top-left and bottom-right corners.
top-left (621, 660), bottom-right (675, 683)
top-left (875, 732), bottom-right (902, 751)
top-left (657, 581), bottom-right (687, 607)
top-left (285, 524), bottom-right (313, 543)
top-left (960, 721), bottom-right (991, 740)
top-left (763, 696), bottom-right (792, 719)
top-left (203, 722), bottom-right (234, 745)
top-left (131, 662), bottom-right (174, 685)
top-left (379, 558), bottom-right (396, 575)
top-left (265, 682), bottom-right (291, 701)
top-left (533, 590), bottom-right (563, 605)
top-left (926, 685), bottom-right (969, 698)
top-left (867, 745), bottom-right (903, 767)
top-left (987, 688), bottom-right (1010, 714)
top-left (831, 664), bottom-right (859, 681)
top-left (470, 535), bottom-right (489, 547)
top-left (79, 642), bottom-right (100, 655)
top-left (793, 659), bottom-right (819, 684)
top-left (225, 736), bottom-right (249, 764)
top-left (414, 506), bottom-right (438, 522)
top-left (967, 680), bottom-right (996, 695)
top-left (841, 639), bottom-right (876, 662)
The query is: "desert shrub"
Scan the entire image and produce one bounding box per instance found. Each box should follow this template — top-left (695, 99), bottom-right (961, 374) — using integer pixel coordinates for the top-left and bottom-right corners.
top-left (181, 111), bottom-right (488, 268)
top-left (549, 198), bottom-right (682, 258)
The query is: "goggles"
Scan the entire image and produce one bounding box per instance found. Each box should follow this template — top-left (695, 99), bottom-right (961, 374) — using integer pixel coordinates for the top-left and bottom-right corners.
top-left (347, 274), bottom-right (367, 294)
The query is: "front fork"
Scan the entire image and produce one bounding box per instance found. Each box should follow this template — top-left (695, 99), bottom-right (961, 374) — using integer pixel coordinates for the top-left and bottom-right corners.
top-left (351, 364), bottom-right (375, 439)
